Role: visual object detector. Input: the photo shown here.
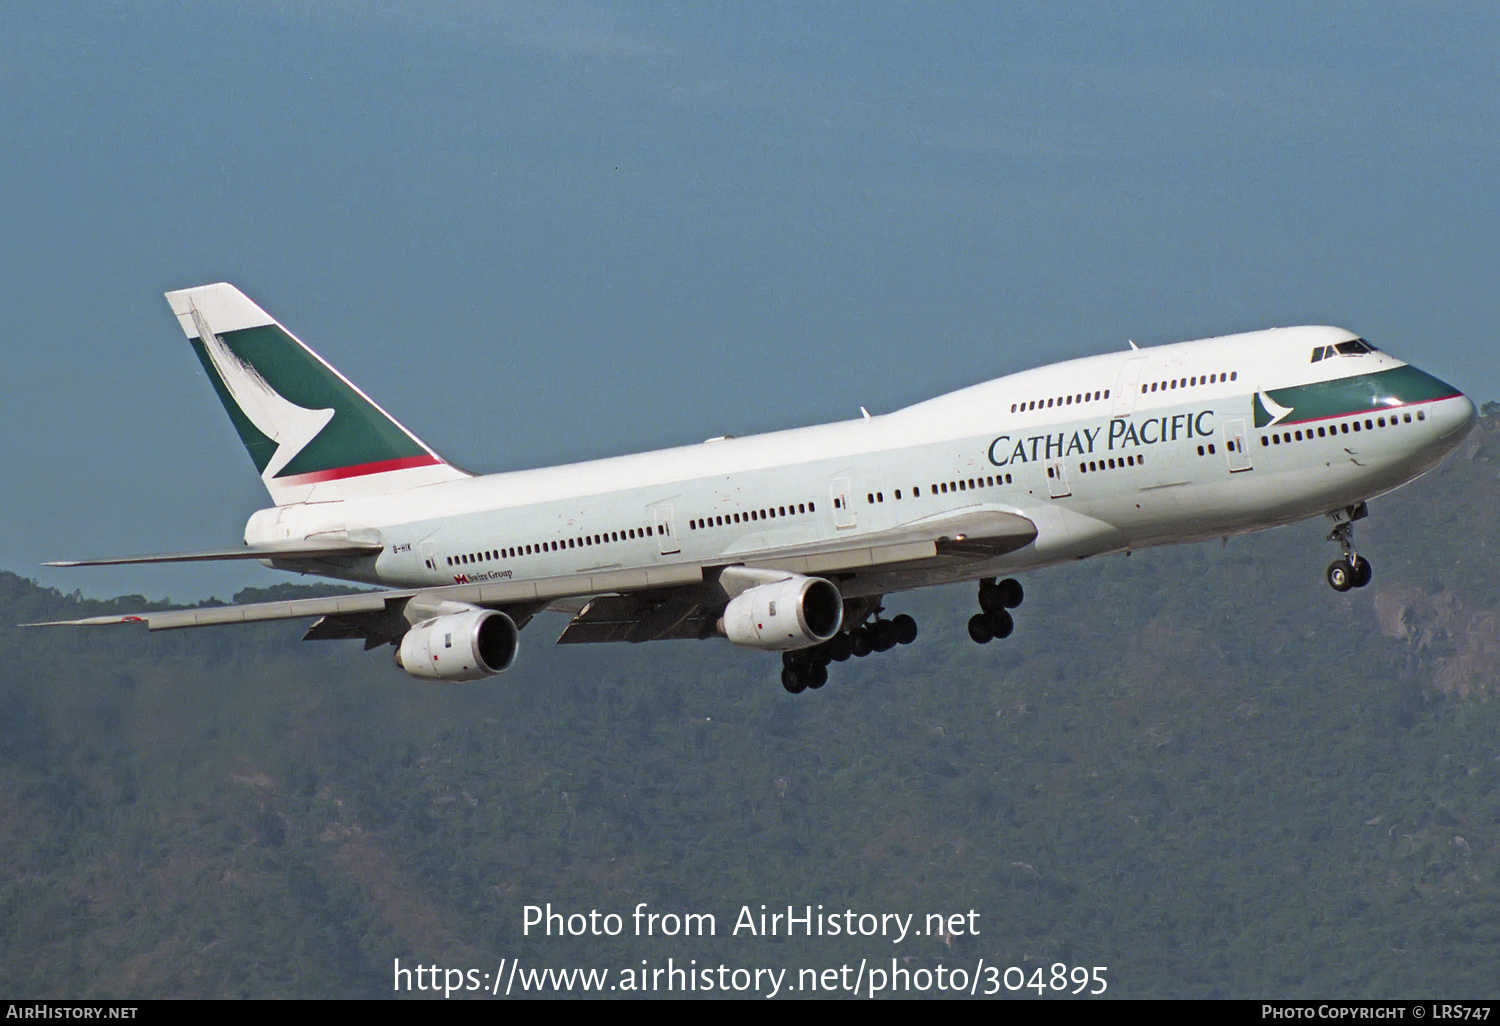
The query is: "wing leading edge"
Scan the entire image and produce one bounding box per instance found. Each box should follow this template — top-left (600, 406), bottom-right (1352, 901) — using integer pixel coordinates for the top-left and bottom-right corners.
top-left (44, 537), bottom-right (386, 567)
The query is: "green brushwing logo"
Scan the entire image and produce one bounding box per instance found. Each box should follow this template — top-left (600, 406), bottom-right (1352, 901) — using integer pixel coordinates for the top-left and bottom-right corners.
top-left (188, 316), bottom-right (429, 480)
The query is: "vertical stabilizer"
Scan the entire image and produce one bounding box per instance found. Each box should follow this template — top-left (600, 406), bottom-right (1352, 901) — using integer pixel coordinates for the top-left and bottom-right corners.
top-left (165, 283), bottom-right (468, 505)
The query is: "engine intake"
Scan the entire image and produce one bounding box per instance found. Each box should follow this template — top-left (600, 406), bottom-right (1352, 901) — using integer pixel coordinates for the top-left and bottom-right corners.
top-left (719, 574), bottom-right (843, 651)
top-left (395, 608), bottom-right (519, 682)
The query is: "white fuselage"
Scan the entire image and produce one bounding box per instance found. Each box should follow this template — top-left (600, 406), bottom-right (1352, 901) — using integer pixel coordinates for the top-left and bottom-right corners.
top-left (246, 325), bottom-right (1476, 599)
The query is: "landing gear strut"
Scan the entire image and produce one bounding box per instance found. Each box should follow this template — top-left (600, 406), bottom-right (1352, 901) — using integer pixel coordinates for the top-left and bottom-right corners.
top-left (778, 602), bottom-right (918, 694)
top-left (1325, 502), bottom-right (1373, 593)
top-left (969, 578), bottom-right (1023, 643)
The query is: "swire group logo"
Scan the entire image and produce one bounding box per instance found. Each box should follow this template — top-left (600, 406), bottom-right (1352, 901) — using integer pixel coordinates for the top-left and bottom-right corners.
top-left (452, 570), bottom-right (512, 586)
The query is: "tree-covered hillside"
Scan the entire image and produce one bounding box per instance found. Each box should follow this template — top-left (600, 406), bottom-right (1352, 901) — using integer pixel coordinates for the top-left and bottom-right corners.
top-left (3, 413), bottom-right (1499, 998)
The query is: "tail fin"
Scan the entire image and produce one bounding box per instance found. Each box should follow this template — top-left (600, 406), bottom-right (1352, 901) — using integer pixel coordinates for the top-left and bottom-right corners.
top-left (165, 283), bottom-right (468, 505)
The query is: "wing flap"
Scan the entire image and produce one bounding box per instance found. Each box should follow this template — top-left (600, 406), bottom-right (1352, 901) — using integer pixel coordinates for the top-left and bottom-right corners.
top-left (556, 593), bottom-right (712, 644)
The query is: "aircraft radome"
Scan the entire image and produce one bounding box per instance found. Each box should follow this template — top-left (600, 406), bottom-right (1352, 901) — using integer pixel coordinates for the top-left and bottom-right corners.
top-left (32, 284), bottom-right (1477, 694)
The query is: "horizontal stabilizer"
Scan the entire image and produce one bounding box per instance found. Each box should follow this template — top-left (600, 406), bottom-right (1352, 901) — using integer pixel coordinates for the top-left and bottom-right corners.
top-left (45, 538), bottom-right (385, 567)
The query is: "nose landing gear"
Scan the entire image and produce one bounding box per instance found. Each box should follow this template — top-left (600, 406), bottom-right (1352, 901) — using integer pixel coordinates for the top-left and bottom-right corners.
top-left (1325, 502), bottom-right (1373, 592)
top-left (969, 578), bottom-right (1023, 643)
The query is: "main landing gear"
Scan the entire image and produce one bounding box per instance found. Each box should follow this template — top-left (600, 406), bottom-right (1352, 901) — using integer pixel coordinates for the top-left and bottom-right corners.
top-left (968, 577), bottom-right (1024, 644)
top-left (1325, 502), bottom-right (1373, 593)
top-left (780, 608), bottom-right (918, 694)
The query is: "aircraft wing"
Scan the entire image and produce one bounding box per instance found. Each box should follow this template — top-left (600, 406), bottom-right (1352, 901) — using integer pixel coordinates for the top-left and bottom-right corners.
top-left (44, 537), bottom-right (386, 567)
top-left (30, 506), bottom-right (1036, 644)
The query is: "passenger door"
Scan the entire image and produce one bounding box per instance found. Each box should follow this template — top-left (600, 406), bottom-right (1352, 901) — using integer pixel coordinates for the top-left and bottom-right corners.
top-left (831, 477), bottom-right (856, 529)
top-left (1046, 460), bottom-right (1072, 498)
top-left (1223, 419), bottom-right (1253, 472)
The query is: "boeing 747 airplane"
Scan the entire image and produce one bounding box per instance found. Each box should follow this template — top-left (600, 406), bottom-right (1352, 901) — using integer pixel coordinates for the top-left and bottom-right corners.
top-left (35, 283), bottom-right (1477, 693)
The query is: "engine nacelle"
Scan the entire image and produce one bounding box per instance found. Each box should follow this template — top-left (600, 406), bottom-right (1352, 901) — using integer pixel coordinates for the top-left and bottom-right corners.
top-left (394, 609), bottom-right (519, 682)
top-left (719, 574), bottom-right (843, 651)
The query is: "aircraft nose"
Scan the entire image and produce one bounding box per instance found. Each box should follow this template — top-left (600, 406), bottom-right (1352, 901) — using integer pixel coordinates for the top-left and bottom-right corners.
top-left (1436, 394), bottom-right (1479, 440)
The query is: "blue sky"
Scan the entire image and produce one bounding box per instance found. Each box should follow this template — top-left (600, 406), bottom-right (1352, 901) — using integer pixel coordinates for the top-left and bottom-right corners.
top-left (2, 2), bottom-right (1495, 600)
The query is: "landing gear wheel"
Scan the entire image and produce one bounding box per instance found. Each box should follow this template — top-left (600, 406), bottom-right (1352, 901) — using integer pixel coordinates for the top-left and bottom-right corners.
top-left (849, 627), bottom-right (872, 658)
top-left (1325, 503), bottom-right (1372, 594)
top-left (979, 582), bottom-right (1006, 614)
top-left (807, 663), bottom-right (828, 690)
top-left (828, 632), bottom-right (853, 662)
top-left (892, 614), bottom-right (918, 646)
top-left (988, 609), bottom-right (1014, 639)
top-left (1351, 555), bottom-right (1372, 588)
top-left (996, 578), bottom-right (1024, 609)
top-left (871, 620), bottom-right (897, 652)
top-left (968, 613), bottom-right (994, 644)
top-left (1327, 560), bottom-right (1354, 593)
top-left (781, 666), bottom-right (807, 693)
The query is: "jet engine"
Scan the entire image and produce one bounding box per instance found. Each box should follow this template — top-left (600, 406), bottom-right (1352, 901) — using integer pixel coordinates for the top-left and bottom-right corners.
top-left (394, 608), bottom-right (519, 682)
top-left (719, 574), bottom-right (843, 651)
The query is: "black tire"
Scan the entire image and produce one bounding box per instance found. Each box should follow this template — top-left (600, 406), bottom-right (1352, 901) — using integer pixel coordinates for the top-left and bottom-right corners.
top-left (989, 609), bottom-right (1014, 639)
top-left (997, 578), bottom-right (1024, 609)
top-left (1351, 555), bottom-right (1373, 588)
top-left (872, 620), bottom-right (897, 652)
top-left (828, 632), bottom-right (853, 662)
top-left (978, 583), bottom-right (1006, 614)
top-left (849, 627), bottom-right (872, 658)
top-left (892, 613), bottom-right (918, 645)
top-left (967, 613), bottom-right (994, 644)
top-left (1327, 560), bottom-right (1354, 593)
top-left (807, 663), bottom-right (828, 690)
top-left (781, 667), bottom-right (806, 693)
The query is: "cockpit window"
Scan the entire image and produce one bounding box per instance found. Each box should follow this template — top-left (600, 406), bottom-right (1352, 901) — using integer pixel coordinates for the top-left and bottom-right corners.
top-left (1313, 339), bottom-right (1378, 362)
